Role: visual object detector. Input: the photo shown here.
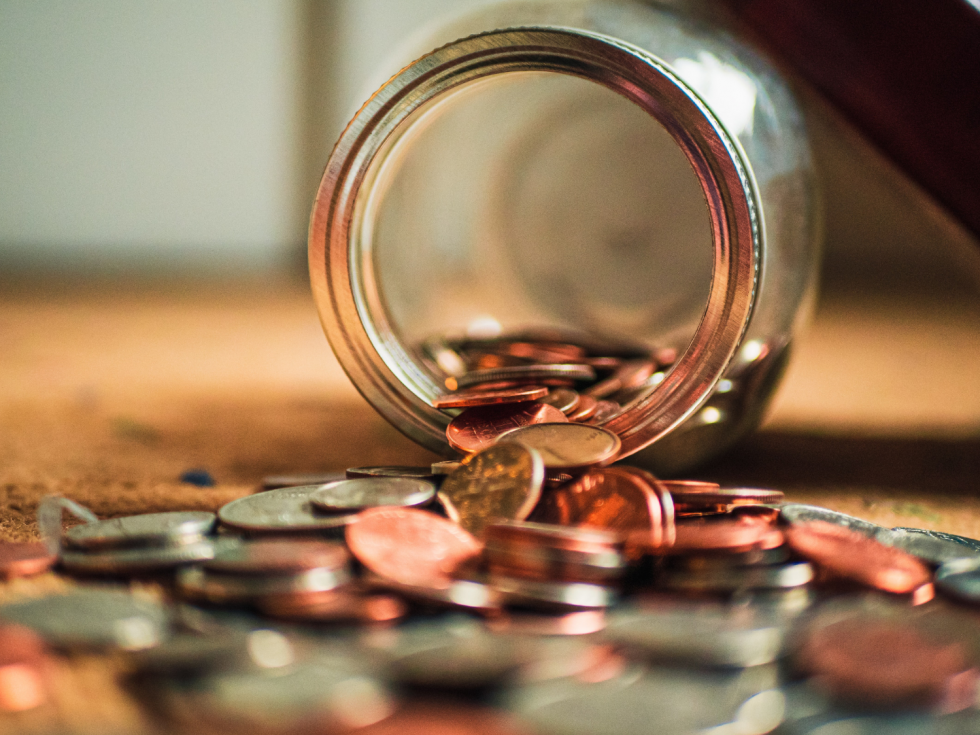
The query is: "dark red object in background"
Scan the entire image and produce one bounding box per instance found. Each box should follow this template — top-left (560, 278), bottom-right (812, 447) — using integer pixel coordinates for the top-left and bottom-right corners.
top-left (719, 0), bottom-right (980, 239)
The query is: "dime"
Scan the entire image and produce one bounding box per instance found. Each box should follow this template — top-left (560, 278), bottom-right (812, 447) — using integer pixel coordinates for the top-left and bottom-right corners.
top-left (203, 539), bottom-right (349, 575)
top-left (779, 504), bottom-right (883, 538)
top-left (0, 589), bottom-right (168, 650)
top-left (785, 521), bottom-right (932, 595)
top-left (538, 388), bottom-right (581, 414)
top-left (0, 541), bottom-right (56, 579)
top-left (60, 539), bottom-right (218, 574)
top-left (451, 364), bottom-right (596, 391)
top-left (437, 444), bottom-right (544, 537)
top-left (382, 633), bottom-right (532, 690)
top-left (346, 466), bottom-right (438, 481)
top-left (434, 386), bottom-right (549, 408)
top-left (0, 624), bottom-right (49, 712)
top-left (496, 423), bottom-right (621, 470)
top-left (345, 507), bottom-right (483, 588)
top-left (261, 472), bottom-right (347, 490)
top-left (447, 402), bottom-right (567, 454)
top-left (658, 561), bottom-right (814, 592)
top-left (218, 485), bottom-right (358, 533)
top-left (63, 511), bottom-right (216, 550)
top-left (485, 521), bottom-right (625, 584)
top-left (493, 576), bottom-right (616, 610)
top-left (311, 477), bottom-right (436, 512)
top-left (616, 466), bottom-right (676, 548)
top-left (176, 565), bottom-right (350, 605)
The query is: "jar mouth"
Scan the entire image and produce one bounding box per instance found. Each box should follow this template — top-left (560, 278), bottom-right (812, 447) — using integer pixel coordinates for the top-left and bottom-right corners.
top-left (309, 27), bottom-right (761, 459)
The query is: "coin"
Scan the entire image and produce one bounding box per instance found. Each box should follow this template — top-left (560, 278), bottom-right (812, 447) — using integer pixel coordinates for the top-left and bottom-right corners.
top-left (176, 565), bottom-right (351, 605)
top-left (447, 402), bottom-right (567, 454)
top-left (538, 388), bottom-right (581, 414)
top-left (669, 520), bottom-right (785, 554)
top-left (934, 557), bottom-right (980, 603)
top-left (261, 472), bottom-right (347, 490)
top-left (345, 466), bottom-right (438, 481)
top-left (616, 466), bottom-right (676, 548)
top-left (669, 486), bottom-right (785, 507)
top-left (258, 590), bottom-right (408, 624)
top-left (882, 527), bottom-right (980, 566)
top-left (0, 541), bottom-right (57, 579)
top-left (203, 538), bottom-right (349, 575)
top-left (60, 538), bottom-right (218, 574)
top-left (437, 444), bottom-right (544, 537)
top-left (779, 504), bottom-right (883, 538)
top-left (0, 624), bottom-right (48, 712)
top-left (434, 385), bottom-right (549, 408)
top-left (658, 561), bottom-right (814, 592)
top-left (431, 460), bottom-right (463, 475)
top-left (63, 511), bottom-right (216, 550)
top-left (218, 485), bottom-right (358, 532)
top-left (786, 521), bottom-right (932, 595)
top-left (345, 507), bottom-right (483, 588)
top-left (485, 610), bottom-right (607, 637)
top-left (565, 394), bottom-right (599, 422)
top-left (366, 574), bottom-right (503, 614)
top-left (0, 589), bottom-right (168, 650)
top-left (585, 400), bottom-right (620, 424)
top-left (584, 359), bottom-right (656, 398)
top-left (310, 477), bottom-right (436, 512)
top-left (452, 364), bottom-right (596, 391)
top-left (496, 423), bottom-right (621, 470)
top-left (492, 576), bottom-right (616, 610)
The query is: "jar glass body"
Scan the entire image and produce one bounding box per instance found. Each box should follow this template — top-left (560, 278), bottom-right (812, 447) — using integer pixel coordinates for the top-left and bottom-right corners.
top-left (309, 0), bottom-right (819, 474)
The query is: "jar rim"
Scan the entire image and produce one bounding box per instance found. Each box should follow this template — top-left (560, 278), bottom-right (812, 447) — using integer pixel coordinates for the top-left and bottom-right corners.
top-left (309, 26), bottom-right (761, 459)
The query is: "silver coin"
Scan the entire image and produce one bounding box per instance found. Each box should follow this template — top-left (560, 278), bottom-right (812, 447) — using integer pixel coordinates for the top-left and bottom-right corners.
top-left (496, 423), bottom-right (621, 470)
top-left (345, 466), bottom-right (439, 481)
top-left (63, 511), bottom-right (216, 550)
top-left (365, 573), bottom-right (502, 613)
top-left (261, 472), bottom-right (346, 490)
top-left (0, 588), bottom-right (168, 650)
top-left (492, 576), bottom-right (615, 610)
top-left (934, 557), bottom-right (980, 603)
top-left (779, 504), bottom-right (883, 537)
top-left (60, 538), bottom-right (219, 574)
top-left (455, 363), bottom-right (596, 389)
top-left (218, 486), bottom-right (358, 532)
top-left (877, 527), bottom-right (980, 566)
top-left (605, 601), bottom-right (787, 668)
top-left (176, 565), bottom-right (351, 605)
top-left (659, 561), bottom-right (814, 593)
top-left (310, 477), bottom-right (436, 512)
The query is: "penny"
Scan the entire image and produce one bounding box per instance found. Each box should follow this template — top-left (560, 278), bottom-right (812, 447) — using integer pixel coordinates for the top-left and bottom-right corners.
top-left (345, 466), bottom-right (438, 481)
top-left (258, 590), bottom-right (408, 624)
top-left (63, 511), bottom-right (216, 550)
top-left (452, 364), bottom-right (596, 390)
top-left (366, 574), bottom-right (503, 613)
top-left (310, 477), bottom-right (436, 512)
top-left (668, 520), bottom-right (784, 554)
top-left (538, 388), bottom-right (581, 414)
top-left (670, 545), bottom-right (791, 571)
top-left (584, 400), bottom-right (620, 424)
top-left (0, 589), bottom-right (168, 650)
top-left (447, 402), bottom-right (567, 454)
top-left (785, 521), bottom-right (932, 595)
top-left (434, 385), bottom-right (549, 409)
top-left (218, 485), bottom-right (358, 533)
top-left (437, 444), bottom-right (544, 537)
top-left (176, 564), bottom-right (351, 605)
top-left (584, 359), bottom-right (656, 398)
top-left (492, 576), bottom-right (616, 611)
top-left (565, 394), bottom-right (599, 422)
top-left (496, 423), bottom-right (621, 470)
top-left (882, 527), bottom-right (980, 566)
top-left (0, 624), bottom-right (48, 712)
top-left (0, 541), bottom-right (57, 579)
top-left (669, 486), bottom-right (785, 508)
top-left (779, 504), bottom-right (883, 538)
top-left (658, 480), bottom-right (721, 493)
top-left (261, 472), bottom-right (347, 490)
top-left (203, 539), bottom-right (349, 575)
top-left (60, 538), bottom-right (219, 574)
top-left (345, 507), bottom-right (483, 588)
top-left (798, 616), bottom-right (977, 710)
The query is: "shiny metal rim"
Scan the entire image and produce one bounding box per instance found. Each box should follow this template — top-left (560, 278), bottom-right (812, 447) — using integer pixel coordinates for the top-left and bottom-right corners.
top-left (309, 27), bottom-right (760, 459)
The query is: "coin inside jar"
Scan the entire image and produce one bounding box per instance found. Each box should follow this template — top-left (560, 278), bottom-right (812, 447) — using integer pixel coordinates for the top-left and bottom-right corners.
top-left (309, 477), bottom-right (436, 512)
top-left (447, 402), bottom-right (567, 454)
top-left (495, 423), bottom-right (621, 470)
top-left (63, 511), bottom-right (217, 550)
top-left (450, 364), bottom-right (596, 391)
top-left (437, 444), bottom-right (544, 537)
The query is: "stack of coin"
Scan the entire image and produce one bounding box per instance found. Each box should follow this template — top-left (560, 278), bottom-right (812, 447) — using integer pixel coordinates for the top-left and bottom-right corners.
top-left (59, 511), bottom-right (219, 574)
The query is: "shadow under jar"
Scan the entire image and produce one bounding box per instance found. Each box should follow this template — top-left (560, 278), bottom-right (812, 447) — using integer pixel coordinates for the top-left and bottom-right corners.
top-left (309, 1), bottom-right (819, 475)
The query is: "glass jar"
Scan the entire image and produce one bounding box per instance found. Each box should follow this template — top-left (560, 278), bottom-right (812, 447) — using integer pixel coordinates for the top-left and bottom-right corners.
top-left (308, 0), bottom-right (818, 475)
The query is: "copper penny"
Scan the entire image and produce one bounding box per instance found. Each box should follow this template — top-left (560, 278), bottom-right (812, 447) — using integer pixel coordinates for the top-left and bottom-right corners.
top-left (584, 359), bottom-right (656, 398)
top-left (554, 468), bottom-right (664, 546)
top-left (566, 394), bottom-right (598, 422)
top-left (668, 486), bottom-right (784, 507)
top-left (434, 385), bottom-right (549, 409)
top-left (0, 542), bottom-right (56, 580)
top-left (538, 388), bottom-right (581, 414)
top-left (659, 480), bottom-right (721, 492)
top-left (345, 507), bottom-right (482, 588)
top-left (786, 521), bottom-right (932, 594)
top-left (203, 539), bottom-right (349, 575)
top-left (454, 364), bottom-right (595, 390)
top-left (616, 466), bottom-right (676, 548)
top-left (799, 617), bottom-right (977, 710)
top-left (0, 625), bottom-right (48, 712)
top-left (667, 519), bottom-right (784, 554)
top-left (447, 402), bottom-right (567, 454)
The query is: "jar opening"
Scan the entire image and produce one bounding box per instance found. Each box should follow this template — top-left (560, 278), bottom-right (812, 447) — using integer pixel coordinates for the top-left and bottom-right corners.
top-left (310, 28), bottom-right (760, 458)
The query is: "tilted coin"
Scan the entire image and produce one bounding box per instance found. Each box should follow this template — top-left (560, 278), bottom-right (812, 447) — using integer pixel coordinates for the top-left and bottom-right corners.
top-left (538, 388), bottom-right (581, 414)
top-left (496, 423), bottom-right (621, 470)
top-left (345, 466), bottom-right (438, 481)
top-left (437, 444), bottom-right (544, 538)
top-left (345, 507), bottom-right (483, 588)
top-left (434, 385), bottom-right (549, 408)
top-left (451, 364), bottom-right (596, 391)
top-left (658, 561), bottom-right (814, 593)
top-left (605, 601), bottom-right (787, 667)
top-left (60, 538), bottom-right (219, 574)
top-left (447, 402), bottom-right (568, 454)
top-left (261, 472), bottom-right (347, 490)
top-left (63, 511), bottom-right (216, 550)
top-left (218, 485), bottom-right (358, 533)
top-left (881, 527), bottom-right (980, 566)
top-left (934, 557), bottom-right (980, 603)
top-left (0, 541), bottom-right (57, 579)
top-left (779, 504), bottom-right (883, 538)
top-left (202, 538), bottom-right (349, 575)
top-left (0, 589), bottom-right (168, 650)
top-left (310, 477), bottom-right (436, 512)
top-left (176, 565), bottom-right (351, 605)
top-left (492, 576), bottom-right (616, 611)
